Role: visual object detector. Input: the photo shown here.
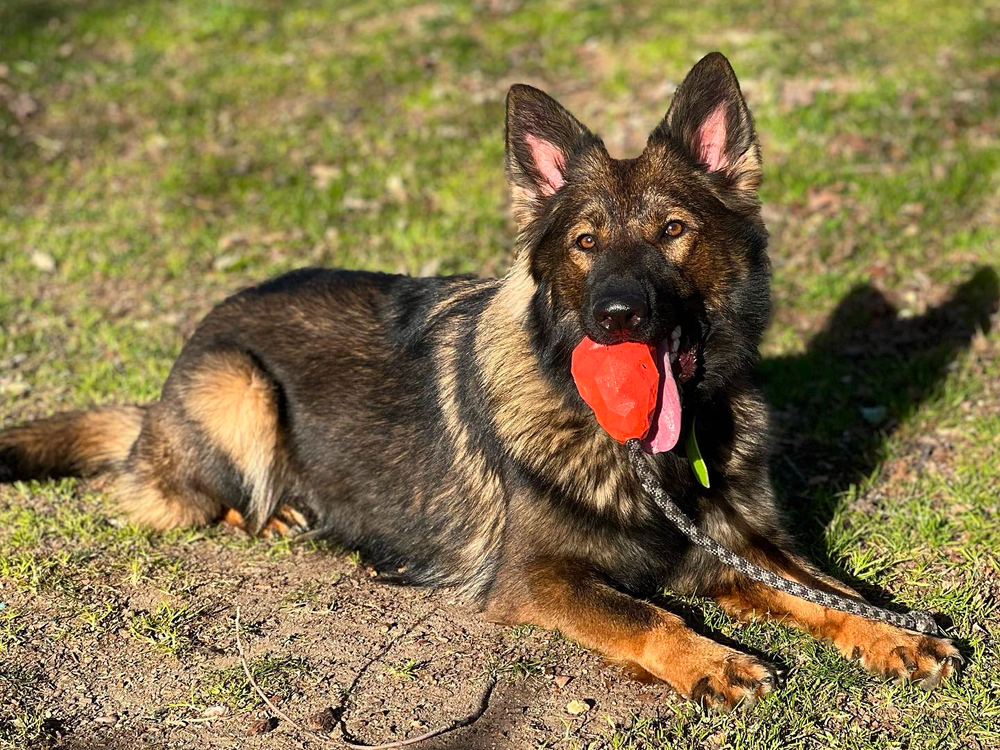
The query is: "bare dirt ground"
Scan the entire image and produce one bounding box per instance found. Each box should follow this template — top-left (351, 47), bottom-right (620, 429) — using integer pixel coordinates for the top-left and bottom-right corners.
top-left (4, 502), bottom-right (695, 750)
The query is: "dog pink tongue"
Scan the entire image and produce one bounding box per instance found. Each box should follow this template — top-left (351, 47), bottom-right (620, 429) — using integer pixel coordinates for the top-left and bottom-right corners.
top-left (641, 340), bottom-right (682, 454)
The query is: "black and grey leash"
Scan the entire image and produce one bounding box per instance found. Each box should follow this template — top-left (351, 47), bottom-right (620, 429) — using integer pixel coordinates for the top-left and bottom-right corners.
top-left (625, 439), bottom-right (941, 636)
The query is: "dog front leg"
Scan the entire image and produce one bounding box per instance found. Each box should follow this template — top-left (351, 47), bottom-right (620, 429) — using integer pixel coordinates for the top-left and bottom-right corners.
top-left (709, 549), bottom-right (961, 689)
top-left (486, 557), bottom-right (779, 710)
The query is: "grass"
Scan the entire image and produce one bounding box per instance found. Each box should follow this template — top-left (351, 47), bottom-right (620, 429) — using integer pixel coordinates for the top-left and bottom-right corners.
top-left (0, 608), bottom-right (28, 654)
top-left (489, 652), bottom-right (553, 681)
top-left (127, 602), bottom-right (208, 656)
top-left (1, 0), bottom-right (998, 748)
top-left (384, 657), bottom-right (426, 681)
top-left (195, 655), bottom-right (313, 711)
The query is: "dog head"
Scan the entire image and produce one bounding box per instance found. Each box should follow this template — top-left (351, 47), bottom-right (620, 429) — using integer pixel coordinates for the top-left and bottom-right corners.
top-left (506, 52), bottom-right (770, 400)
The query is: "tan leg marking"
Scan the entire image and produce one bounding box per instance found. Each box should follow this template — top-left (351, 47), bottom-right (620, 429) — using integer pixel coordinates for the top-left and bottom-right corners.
top-left (714, 555), bottom-right (961, 689)
top-left (221, 507), bottom-right (247, 528)
top-left (488, 558), bottom-right (779, 711)
top-left (116, 408), bottom-right (222, 530)
top-left (183, 351), bottom-right (281, 528)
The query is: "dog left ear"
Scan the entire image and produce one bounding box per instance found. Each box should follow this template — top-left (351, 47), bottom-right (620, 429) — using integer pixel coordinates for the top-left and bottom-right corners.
top-left (649, 52), bottom-right (761, 205)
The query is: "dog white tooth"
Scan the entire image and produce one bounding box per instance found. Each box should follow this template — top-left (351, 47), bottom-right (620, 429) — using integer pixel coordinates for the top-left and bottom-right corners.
top-left (671, 338), bottom-right (680, 354)
top-left (669, 351), bottom-right (677, 364)
top-left (672, 325), bottom-right (681, 341)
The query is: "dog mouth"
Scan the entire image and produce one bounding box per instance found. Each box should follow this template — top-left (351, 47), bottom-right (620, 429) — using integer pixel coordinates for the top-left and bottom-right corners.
top-left (641, 325), bottom-right (697, 455)
top-left (667, 325), bottom-right (698, 383)
top-left (569, 321), bottom-right (701, 454)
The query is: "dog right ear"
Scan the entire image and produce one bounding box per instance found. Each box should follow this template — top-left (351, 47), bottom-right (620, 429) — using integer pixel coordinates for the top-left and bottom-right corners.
top-left (505, 84), bottom-right (595, 230)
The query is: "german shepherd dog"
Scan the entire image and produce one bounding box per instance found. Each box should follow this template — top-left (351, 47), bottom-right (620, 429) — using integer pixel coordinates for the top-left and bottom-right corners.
top-left (0, 53), bottom-right (959, 709)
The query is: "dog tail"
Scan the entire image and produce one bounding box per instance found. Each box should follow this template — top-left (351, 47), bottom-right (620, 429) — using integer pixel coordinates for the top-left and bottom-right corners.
top-left (0, 406), bottom-right (146, 482)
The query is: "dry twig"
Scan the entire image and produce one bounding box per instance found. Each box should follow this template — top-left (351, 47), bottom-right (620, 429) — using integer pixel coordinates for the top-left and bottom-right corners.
top-left (234, 606), bottom-right (309, 733)
top-left (234, 605), bottom-right (497, 749)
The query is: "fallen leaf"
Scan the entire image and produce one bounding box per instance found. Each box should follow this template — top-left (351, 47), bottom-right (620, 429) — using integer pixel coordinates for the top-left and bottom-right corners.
top-left (311, 164), bottom-right (341, 190)
top-left (213, 254), bottom-right (241, 272)
top-left (386, 173), bottom-right (407, 202)
top-left (306, 708), bottom-right (335, 732)
top-left (10, 92), bottom-right (39, 120)
top-left (247, 716), bottom-right (278, 735)
top-left (217, 232), bottom-right (246, 252)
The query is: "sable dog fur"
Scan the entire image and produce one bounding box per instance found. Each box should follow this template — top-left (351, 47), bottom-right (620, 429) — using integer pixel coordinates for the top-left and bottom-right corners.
top-left (0, 53), bottom-right (960, 708)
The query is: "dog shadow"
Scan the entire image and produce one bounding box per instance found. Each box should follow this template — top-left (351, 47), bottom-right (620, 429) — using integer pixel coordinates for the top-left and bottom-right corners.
top-left (759, 265), bottom-right (999, 621)
top-left (643, 266), bottom-right (997, 680)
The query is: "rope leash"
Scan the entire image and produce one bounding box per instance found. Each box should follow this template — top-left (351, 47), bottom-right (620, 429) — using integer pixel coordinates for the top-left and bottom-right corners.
top-left (625, 439), bottom-right (941, 636)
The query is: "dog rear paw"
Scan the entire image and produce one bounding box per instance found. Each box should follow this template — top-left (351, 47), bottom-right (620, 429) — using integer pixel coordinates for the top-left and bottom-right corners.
top-left (260, 504), bottom-right (310, 538)
top-left (220, 504), bottom-right (310, 538)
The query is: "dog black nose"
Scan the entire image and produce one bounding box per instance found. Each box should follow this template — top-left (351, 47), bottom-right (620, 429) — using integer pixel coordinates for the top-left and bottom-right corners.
top-left (593, 295), bottom-right (648, 335)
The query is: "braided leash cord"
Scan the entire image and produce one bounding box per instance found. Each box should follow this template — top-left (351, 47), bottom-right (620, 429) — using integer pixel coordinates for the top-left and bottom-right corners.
top-left (625, 439), bottom-right (940, 636)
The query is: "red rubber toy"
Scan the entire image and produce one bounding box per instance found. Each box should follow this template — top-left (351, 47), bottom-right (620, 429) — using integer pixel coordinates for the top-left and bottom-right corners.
top-left (570, 338), bottom-right (659, 442)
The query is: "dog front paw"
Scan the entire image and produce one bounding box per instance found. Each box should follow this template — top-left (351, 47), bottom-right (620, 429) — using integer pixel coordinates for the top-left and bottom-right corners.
top-left (838, 621), bottom-right (962, 689)
top-left (687, 651), bottom-right (783, 712)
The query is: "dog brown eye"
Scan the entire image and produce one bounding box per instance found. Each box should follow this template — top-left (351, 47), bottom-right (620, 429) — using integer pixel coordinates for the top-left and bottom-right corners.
top-left (663, 221), bottom-right (685, 238)
top-left (576, 234), bottom-right (597, 250)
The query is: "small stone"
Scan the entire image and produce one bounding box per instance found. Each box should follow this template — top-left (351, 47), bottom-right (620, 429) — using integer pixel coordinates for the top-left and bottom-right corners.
top-left (307, 707), bottom-right (335, 732)
top-left (247, 716), bottom-right (278, 735)
top-left (553, 675), bottom-right (572, 689)
top-left (566, 699), bottom-right (591, 715)
top-left (860, 405), bottom-right (888, 425)
top-left (202, 705), bottom-right (228, 718)
top-left (30, 250), bottom-right (56, 272)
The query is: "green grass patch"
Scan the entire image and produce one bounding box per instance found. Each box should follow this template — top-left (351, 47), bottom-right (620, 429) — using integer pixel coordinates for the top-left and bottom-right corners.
top-left (127, 602), bottom-right (208, 656)
top-left (195, 655), bottom-right (312, 711)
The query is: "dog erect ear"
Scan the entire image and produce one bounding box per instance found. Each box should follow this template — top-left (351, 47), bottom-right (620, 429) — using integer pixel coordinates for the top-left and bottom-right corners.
top-left (650, 52), bottom-right (761, 206)
top-left (505, 84), bottom-right (596, 229)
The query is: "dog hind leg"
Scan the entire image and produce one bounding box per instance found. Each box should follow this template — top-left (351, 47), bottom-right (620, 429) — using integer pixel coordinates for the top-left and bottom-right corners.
top-left (117, 350), bottom-right (294, 533)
